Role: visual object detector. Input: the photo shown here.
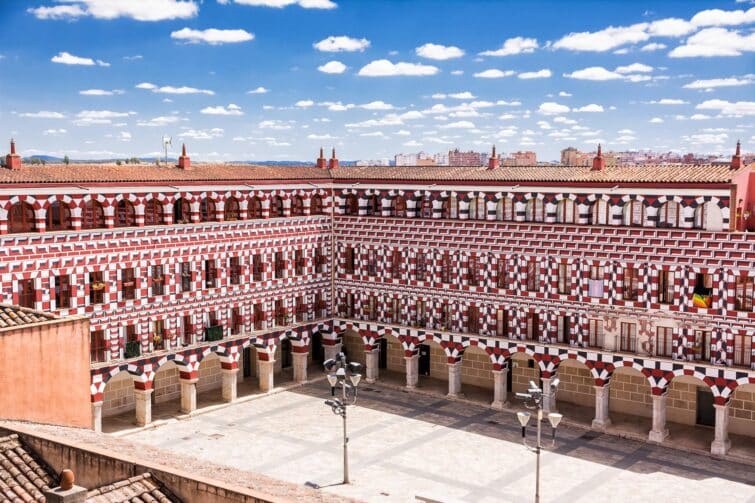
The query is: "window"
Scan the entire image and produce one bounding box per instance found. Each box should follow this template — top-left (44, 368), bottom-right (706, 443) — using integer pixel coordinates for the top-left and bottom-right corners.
top-left (693, 273), bottom-right (713, 309)
top-left (114, 200), bottom-right (135, 228)
top-left (620, 322), bottom-right (636, 352)
top-left (367, 295), bottom-right (377, 321)
top-left (441, 251), bottom-right (451, 284)
top-left (589, 265), bottom-right (603, 298)
top-left (295, 250), bottom-right (304, 276)
top-left (249, 197), bottom-right (262, 219)
top-left (623, 200), bottom-right (644, 227)
top-left (47, 201), bottom-right (71, 231)
top-left (275, 300), bottom-right (287, 326)
top-left (557, 263), bottom-right (570, 294)
top-left (497, 258), bottom-right (507, 288)
top-left (733, 333), bottom-right (750, 367)
top-left (173, 198), bottom-right (191, 224)
top-left (367, 249), bottom-right (377, 277)
top-left (252, 254), bottom-right (263, 281)
top-left (557, 315), bottom-right (570, 344)
top-left (200, 198), bottom-right (216, 222)
top-left (468, 255), bottom-right (478, 287)
top-left (416, 252), bottom-right (427, 281)
top-left (18, 279), bottom-right (35, 308)
top-left (499, 198), bottom-right (514, 221)
top-left (205, 260), bottom-right (217, 288)
top-left (393, 196), bottom-right (406, 217)
top-left (9, 202), bottom-right (36, 233)
top-left (525, 198), bottom-right (544, 222)
top-left (315, 248), bottom-right (326, 274)
top-left (659, 201), bottom-right (679, 228)
top-left (314, 292), bottom-right (325, 318)
top-left (274, 252), bottom-right (285, 279)
top-left (121, 268), bottom-right (135, 300)
top-left (82, 200), bottom-right (105, 230)
top-left (55, 275), bottom-right (71, 309)
top-left (254, 303), bottom-right (265, 330)
top-left (225, 197), bottom-right (240, 221)
top-left (391, 250), bottom-right (402, 278)
top-left (152, 320), bottom-right (165, 350)
top-left (151, 264), bottom-right (165, 296)
top-left (292, 196), bottom-right (304, 217)
top-left (90, 330), bottom-right (107, 363)
top-left (467, 305), bottom-right (479, 333)
top-left (180, 262), bottom-right (191, 292)
top-left (735, 276), bottom-right (754, 311)
top-left (144, 199), bottom-right (163, 226)
top-left (587, 319), bottom-right (603, 348)
top-left (624, 266), bottom-right (639, 301)
top-left (556, 199), bottom-right (576, 224)
top-left (415, 300), bottom-right (426, 327)
top-left (229, 257), bottom-right (241, 285)
top-left (366, 195), bottom-right (380, 216)
top-left (231, 308), bottom-right (242, 335)
top-left (468, 198), bottom-right (478, 220)
top-left (89, 271), bottom-right (105, 304)
top-left (496, 309), bottom-right (508, 337)
top-left (310, 195), bottom-right (323, 215)
top-left (344, 194), bottom-right (358, 215)
top-left (658, 270), bottom-right (674, 304)
top-left (656, 327), bottom-right (674, 357)
top-left (692, 330), bottom-right (711, 362)
top-left (420, 197), bottom-right (433, 218)
top-left (125, 325), bottom-right (139, 356)
top-left (526, 312), bottom-right (539, 340)
top-left (271, 196), bottom-right (284, 218)
top-left (526, 258), bottom-right (537, 292)
top-left (182, 315), bottom-right (193, 345)
top-left (591, 199), bottom-right (609, 226)
top-left (344, 247), bottom-right (355, 274)
top-left (295, 296), bottom-right (306, 322)
top-left (440, 302), bottom-right (452, 330)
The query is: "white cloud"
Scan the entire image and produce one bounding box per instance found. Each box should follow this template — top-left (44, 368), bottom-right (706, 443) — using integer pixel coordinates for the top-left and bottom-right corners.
top-left (689, 113), bottom-right (712, 120)
top-left (123, 55), bottom-right (143, 61)
top-left (200, 103), bottom-right (243, 115)
top-left (318, 60), bottom-right (347, 74)
top-left (43, 128), bottom-right (67, 135)
top-left (640, 43), bottom-right (667, 52)
top-left (307, 133), bottom-right (337, 140)
top-left (473, 69), bottom-right (515, 79)
top-left (574, 104), bottom-right (604, 112)
top-left (19, 111), bottom-right (66, 119)
top-left (135, 82), bottom-right (157, 90)
top-left (558, 91), bottom-right (572, 97)
top-left (538, 102), bottom-right (570, 115)
top-left (449, 91), bottom-right (475, 99)
top-left (696, 99), bottom-right (755, 116)
top-left (258, 120), bottom-right (293, 129)
top-left (690, 7), bottom-right (755, 27)
top-left (51, 51), bottom-right (108, 66)
top-left (135, 82), bottom-right (214, 95)
top-left (615, 62), bottom-right (653, 73)
top-left (394, 130), bottom-right (411, 136)
top-left (683, 76), bottom-right (755, 89)
top-left (669, 27), bottom-right (755, 57)
top-left (564, 66), bottom-right (624, 80)
top-left (229, 0), bottom-right (336, 8)
top-left (179, 128), bottom-right (224, 140)
top-left (247, 86), bottom-right (269, 94)
top-left (79, 89), bottom-right (123, 96)
top-left (439, 120), bottom-right (475, 129)
top-left (613, 48), bottom-right (629, 55)
top-left (649, 117), bottom-right (664, 123)
top-left (553, 116), bottom-right (576, 124)
top-left (77, 109), bottom-right (135, 125)
top-left (295, 99), bottom-right (314, 108)
top-left (479, 37), bottom-right (538, 56)
top-left (648, 18), bottom-right (695, 37)
top-left (117, 131), bottom-right (132, 141)
top-left (684, 133), bottom-right (728, 144)
top-left (320, 101), bottom-right (354, 111)
top-left (536, 120), bottom-right (551, 130)
top-left (450, 70), bottom-right (464, 75)
top-left (360, 100), bottom-right (394, 110)
top-left (314, 35), bottom-right (370, 52)
top-left (358, 59), bottom-right (439, 77)
top-left (650, 98), bottom-right (688, 105)
top-left (618, 129), bottom-right (635, 134)
top-left (553, 23), bottom-right (649, 52)
top-left (416, 43), bottom-right (464, 60)
top-left (403, 140), bottom-right (422, 147)
top-left (170, 27), bottom-right (254, 44)
top-left (29, 0), bottom-right (198, 21)
top-left (518, 69), bottom-right (551, 79)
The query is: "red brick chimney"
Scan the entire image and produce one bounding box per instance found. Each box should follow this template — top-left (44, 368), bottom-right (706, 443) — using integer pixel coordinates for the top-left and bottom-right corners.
top-left (316, 147), bottom-right (327, 169)
top-left (591, 143), bottom-right (605, 171)
top-left (328, 147), bottom-right (339, 170)
top-left (731, 140), bottom-right (742, 170)
top-left (178, 143), bottom-right (191, 170)
top-left (5, 139), bottom-right (21, 170)
top-left (487, 145), bottom-right (499, 170)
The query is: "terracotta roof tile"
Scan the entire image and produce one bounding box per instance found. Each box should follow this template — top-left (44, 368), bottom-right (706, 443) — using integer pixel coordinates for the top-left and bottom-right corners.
top-left (0, 434), bottom-right (56, 502)
top-left (0, 305), bottom-right (57, 330)
top-left (86, 473), bottom-right (177, 503)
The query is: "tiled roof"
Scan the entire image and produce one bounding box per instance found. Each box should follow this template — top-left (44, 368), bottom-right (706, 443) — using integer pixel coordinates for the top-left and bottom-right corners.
top-left (0, 434), bottom-right (56, 502)
top-left (330, 164), bottom-right (745, 184)
top-left (0, 163), bottom-right (329, 184)
top-left (0, 305), bottom-right (57, 330)
top-left (87, 473), bottom-right (176, 503)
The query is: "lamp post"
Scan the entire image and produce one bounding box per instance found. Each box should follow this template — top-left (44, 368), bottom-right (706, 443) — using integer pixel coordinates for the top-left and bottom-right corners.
top-left (516, 379), bottom-right (563, 503)
top-left (324, 352), bottom-right (362, 484)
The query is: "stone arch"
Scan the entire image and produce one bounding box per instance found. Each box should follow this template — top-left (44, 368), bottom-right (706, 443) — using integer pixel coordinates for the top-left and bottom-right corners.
top-left (152, 360), bottom-right (181, 405)
top-left (7, 200), bottom-right (37, 233)
top-left (100, 369), bottom-right (136, 418)
top-left (609, 363), bottom-right (653, 418)
top-left (557, 357), bottom-right (596, 408)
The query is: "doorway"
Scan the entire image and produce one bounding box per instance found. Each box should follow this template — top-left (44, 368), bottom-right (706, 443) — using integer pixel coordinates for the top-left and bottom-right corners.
top-left (696, 387), bottom-right (715, 426)
top-left (243, 347), bottom-right (253, 378)
top-left (312, 332), bottom-right (324, 362)
top-left (419, 344), bottom-right (431, 376)
top-left (280, 338), bottom-right (292, 369)
top-left (378, 338), bottom-right (388, 369)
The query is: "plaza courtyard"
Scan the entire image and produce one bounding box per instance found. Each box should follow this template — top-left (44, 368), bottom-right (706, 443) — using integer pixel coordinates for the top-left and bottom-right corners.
top-left (117, 380), bottom-right (755, 503)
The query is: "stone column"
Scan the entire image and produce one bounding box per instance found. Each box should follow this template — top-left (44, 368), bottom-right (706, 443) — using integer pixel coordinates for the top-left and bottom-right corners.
top-left (710, 403), bottom-right (731, 456)
top-left (648, 393), bottom-right (669, 443)
top-left (592, 385), bottom-right (612, 431)
top-left (91, 401), bottom-right (103, 433)
top-left (323, 342), bottom-right (342, 363)
top-left (180, 378), bottom-right (198, 414)
top-left (258, 359), bottom-right (275, 392)
top-left (365, 349), bottom-right (380, 383)
top-left (491, 369), bottom-right (509, 409)
top-left (221, 369), bottom-right (239, 402)
top-left (292, 352), bottom-right (309, 383)
top-left (405, 354), bottom-right (419, 389)
top-left (541, 377), bottom-right (558, 414)
top-left (134, 389), bottom-right (153, 426)
top-left (447, 362), bottom-right (462, 398)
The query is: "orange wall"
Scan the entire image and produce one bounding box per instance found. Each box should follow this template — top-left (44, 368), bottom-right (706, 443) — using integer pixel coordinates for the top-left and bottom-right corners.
top-left (0, 316), bottom-right (92, 428)
top-left (733, 166), bottom-right (755, 231)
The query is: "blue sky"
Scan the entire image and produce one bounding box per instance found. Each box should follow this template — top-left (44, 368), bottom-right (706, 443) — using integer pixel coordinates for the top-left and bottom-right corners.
top-left (0, 0), bottom-right (753, 162)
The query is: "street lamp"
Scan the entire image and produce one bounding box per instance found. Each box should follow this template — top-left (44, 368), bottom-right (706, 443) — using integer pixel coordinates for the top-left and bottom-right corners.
top-left (516, 379), bottom-right (562, 503)
top-left (324, 352), bottom-right (362, 484)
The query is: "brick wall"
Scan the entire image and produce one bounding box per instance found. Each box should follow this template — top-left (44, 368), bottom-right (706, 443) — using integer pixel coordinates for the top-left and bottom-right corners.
top-left (666, 376), bottom-right (699, 425)
top-left (511, 355), bottom-right (539, 394)
top-left (196, 355), bottom-right (223, 394)
top-left (460, 347), bottom-right (494, 388)
top-left (609, 371), bottom-right (653, 418)
top-left (554, 362), bottom-right (595, 408)
top-left (730, 384), bottom-right (755, 436)
top-left (102, 372), bottom-right (135, 417)
top-left (153, 364), bottom-right (181, 404)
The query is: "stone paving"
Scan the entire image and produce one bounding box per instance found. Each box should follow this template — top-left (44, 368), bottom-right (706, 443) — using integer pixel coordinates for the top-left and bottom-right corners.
top-left (122, 382), bottom-right (755, 503)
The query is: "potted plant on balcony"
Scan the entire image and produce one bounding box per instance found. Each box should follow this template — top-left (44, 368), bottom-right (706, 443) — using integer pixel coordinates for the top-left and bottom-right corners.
top-left (91, 281), bottom-right (106, 291)
top-left (124, 340), bottom-right (141, 358)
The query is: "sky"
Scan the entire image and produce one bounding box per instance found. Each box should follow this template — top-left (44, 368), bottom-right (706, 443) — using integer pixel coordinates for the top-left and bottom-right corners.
top-left (0, 0), bottom-right (753, 163)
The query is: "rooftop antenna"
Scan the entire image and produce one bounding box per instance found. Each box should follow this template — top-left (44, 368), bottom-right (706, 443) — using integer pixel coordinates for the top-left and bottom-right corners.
top-left (162, 135), bottom-right (172, 165)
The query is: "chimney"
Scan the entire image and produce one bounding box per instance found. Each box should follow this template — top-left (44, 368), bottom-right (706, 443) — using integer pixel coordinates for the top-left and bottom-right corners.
top-left (178, 143), bottom-right (191, 170)
top-left (316, 147), bottom-right (327, 169)
top-left (5, 139), bottom-right (22, 170)
top-left (44, 469), bottom-right (87, 503)
top-left (487, 145), bottom-right (499, 170)
top-left (731, 140), bottom-right (742, 170)
top-left (591, 143), bottom-right (605, 171)
top-left (328, 147), bottom-right (339, 169)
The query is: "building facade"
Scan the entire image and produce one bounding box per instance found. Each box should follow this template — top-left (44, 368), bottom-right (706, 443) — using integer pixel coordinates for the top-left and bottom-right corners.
top-left (1, 141), bottom-right (754, 458)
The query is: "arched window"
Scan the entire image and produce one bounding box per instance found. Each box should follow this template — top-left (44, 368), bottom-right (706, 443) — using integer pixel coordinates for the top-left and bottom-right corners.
top-left (173, 198), bottom-right (191, 224)
top-left (291, 196), bottom-right (304, 216)
top-left (365, 194), bottom-right (379, 216)
top-left (658, 201), bottom-right (679, 228)
top-left (82, 200), bottom-right (105, 230)
top-left (249, 196), bottom-right (262, 219)
top-left (420, 197), bottom-right (433, 218)
top-left (592, 199), bottom-right (609, 225)
top-left (200, 198), bottom-right (216, 222)
top-left (468, 197), bottom-right (478, 220)
top-left (144, 199), bottom-right (163, 226)
top-left (114, 200), bottom-right (135, 228)
top-left (442, 198), bottom-right (451, 219)
top-left (525, 198), bottom-right (544, 222)
top-left (310, 194), bottom-right (323, 215)
top-left (46, 201), bottom-right (71, 231)
top-left (8, 202), bottom-right (36, 233)
top-left (477, 197), bottom-right (487, 220)
top-left (557, 199), bottom-right (576, 224)
top-left (271, 196), bottom-right (284, 217)
top-left (694, 202), bottom-right (723, 231)
top-left (344, 194), bottom-right (358, 215)
top-left (623, 200), bottom-right (644, 227)
top-left (393, 196), bottom-right (406, 217)
top-left (225, 197), bottom-right (240, 221)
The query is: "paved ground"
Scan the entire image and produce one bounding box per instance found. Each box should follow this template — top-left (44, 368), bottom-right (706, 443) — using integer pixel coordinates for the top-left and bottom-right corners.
top-left (123, 382), bottom-right (755, 503)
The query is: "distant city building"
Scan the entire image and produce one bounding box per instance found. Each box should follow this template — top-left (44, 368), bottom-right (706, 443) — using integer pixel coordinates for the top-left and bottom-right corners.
top-left (561, 147), bottom-right (580, 166)
top-left (503, 151), bottom-right (537, 166)
top-left (448, 149), bottom-right (484, 166)
top-left (356, 158), bottom-right (390, 167)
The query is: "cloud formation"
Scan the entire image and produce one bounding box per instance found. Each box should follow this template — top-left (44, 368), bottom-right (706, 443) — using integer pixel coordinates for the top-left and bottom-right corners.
top-left (314, 36), bottom-right (370, 52)
top-left (170, 27), bottom-right (254, 44)
top-left (358, 60), bottom-right (439, 77)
